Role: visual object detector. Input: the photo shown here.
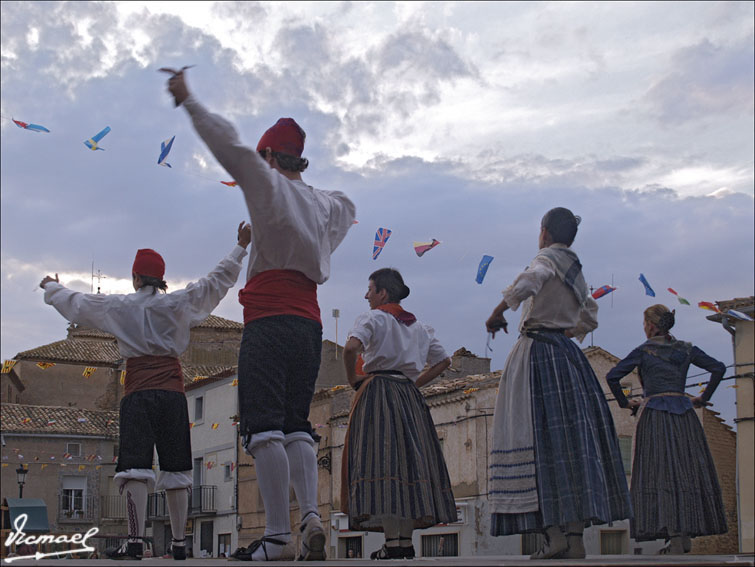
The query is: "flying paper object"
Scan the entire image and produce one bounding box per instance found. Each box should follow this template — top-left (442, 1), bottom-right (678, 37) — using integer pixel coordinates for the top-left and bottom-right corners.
top-left (698, 302), bottom-right (720, 313)
top-left (157, 135), bottom-right (175, 167)
top-left (638, 273), bottom-right (655, 297)
top-left (220, 181), bottom-right (237, 187)
top-left (12, 118), bottom-right (50, 133)
top-left (413, 239), bottom-right (441, 257)
top-left (373, 227), bottom-right (392, 260)
top-left (592, 285), bottom-right (617, 300)
top-left (476, 255), bottom-right (494, 284)
top-left (667, 288), bottom-right (690, 305)
top-left (84, 126), bottom-right (111, 151)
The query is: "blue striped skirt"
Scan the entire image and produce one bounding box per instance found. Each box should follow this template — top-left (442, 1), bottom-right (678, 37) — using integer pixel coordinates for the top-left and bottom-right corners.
top-left (631, 406), bottom-right (727, 540)
top-left (346, 374), bottom-right (457, 531)
top-left (491, 331), bottom-right (632, 535)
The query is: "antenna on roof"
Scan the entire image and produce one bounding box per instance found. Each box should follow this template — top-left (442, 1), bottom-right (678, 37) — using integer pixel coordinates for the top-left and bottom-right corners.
top-left (332, 309), bottom-right (340, 359)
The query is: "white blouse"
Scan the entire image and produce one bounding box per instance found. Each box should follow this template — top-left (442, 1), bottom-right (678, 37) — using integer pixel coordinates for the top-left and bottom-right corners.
top-left (347, 310), bottom-right (449, 382)
top-left (183, 95), bottom-right (356, 285)
top-left (503, 244), bottom-right (598, 342)
top-left (43, 244), bottom-right (247, 358)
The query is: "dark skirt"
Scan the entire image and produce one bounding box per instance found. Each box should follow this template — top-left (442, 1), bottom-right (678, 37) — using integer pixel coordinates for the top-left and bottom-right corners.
top-left (631, 406), bottom-right (727, 541)
top-left (492, 331), bottom-right (632, 535)
top-left (346, 374), bottom-right (457, 531)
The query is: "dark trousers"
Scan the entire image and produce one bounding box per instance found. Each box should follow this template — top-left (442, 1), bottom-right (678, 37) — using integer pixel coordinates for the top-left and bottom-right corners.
top-left (238, 315), bottom-right (322, 439)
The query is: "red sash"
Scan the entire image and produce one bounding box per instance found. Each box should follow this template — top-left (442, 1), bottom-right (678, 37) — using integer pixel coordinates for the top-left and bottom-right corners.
top-left (238, 270), bottom-right (321, 325)
top-left (124, 355), bottom-right (183, 396)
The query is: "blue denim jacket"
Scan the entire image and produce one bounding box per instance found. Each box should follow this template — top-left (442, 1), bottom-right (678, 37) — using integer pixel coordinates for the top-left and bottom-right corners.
top-left (606, 336), bottom-right (725, 413)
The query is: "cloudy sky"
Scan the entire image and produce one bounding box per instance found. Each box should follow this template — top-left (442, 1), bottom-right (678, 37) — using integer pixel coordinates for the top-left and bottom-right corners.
top-left (2, 1), bottom-right (753, 426)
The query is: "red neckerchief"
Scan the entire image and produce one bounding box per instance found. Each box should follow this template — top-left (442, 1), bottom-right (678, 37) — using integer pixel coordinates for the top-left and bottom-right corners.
top-left (375, 303), bottom-right (416, 326)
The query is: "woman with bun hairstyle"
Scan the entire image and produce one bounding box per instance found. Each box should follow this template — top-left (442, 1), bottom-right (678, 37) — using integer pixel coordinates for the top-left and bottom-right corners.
top-left (485, 208), bottom-right (631, 559)
top-left (606, 304), bottom-right (727, 554)
top-left (342, 268), bottom-right (456, 560)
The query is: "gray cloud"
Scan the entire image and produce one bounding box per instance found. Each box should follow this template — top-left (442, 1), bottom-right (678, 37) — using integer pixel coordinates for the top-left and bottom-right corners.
top-left (642, 37), bottom-right (755, 125)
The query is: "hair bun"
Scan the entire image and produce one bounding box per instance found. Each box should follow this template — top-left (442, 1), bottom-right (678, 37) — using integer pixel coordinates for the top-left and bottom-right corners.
top-left (657, 311), bottom-right (675, 333)
top-left (400, 284), bottom-right (410, 300)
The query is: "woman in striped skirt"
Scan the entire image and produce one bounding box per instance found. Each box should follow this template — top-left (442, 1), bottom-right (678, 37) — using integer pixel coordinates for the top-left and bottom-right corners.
top-left (485, 208), bottom-right (632, 559)
top-left (606, 304), bottom-right (727, 554)
top-left (341, 268), bottom-right (457, 560)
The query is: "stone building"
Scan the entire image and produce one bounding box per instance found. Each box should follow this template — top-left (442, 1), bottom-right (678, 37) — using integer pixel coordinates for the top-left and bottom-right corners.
top-left (234, 345), bottom-right (738, 558)
top-left (707, 296), bottom-right (754, 553)
top-left (0, 403), bottom-right (122, 557)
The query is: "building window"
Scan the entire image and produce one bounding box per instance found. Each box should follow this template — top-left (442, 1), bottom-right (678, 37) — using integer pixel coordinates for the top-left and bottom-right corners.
top-left (421, 533), bottom-right (458, 557)
top-left (61, 476), bottom-right (86, 516)
top-left (522, 532), bottom-right (545, 555)
top-left (66, 442), bottom-right (81, 457)
top-left (618, 436), bottom-right (633, 475)
top-left (195, 397), bottom-right (204, 422)
top-left (338, 536), bottom-right (362, 559)
top-left (224, 463), bottom-right (232, 482)
top-left (600, 530), bottom-right (625, 555)
top-left (218, 533), bottom-right (231, 558)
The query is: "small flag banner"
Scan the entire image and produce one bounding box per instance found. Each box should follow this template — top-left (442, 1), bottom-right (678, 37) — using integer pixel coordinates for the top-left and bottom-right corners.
top-left (727, 309), bottom-right (754, 321)
top-left (120, 370), bottom-right (126, 385)
top-left (638, 273), bottom-right (655, 297)
top-left (698, 301), bottom-right (719, 313)
top-left (592, 285), bottom-right (616, 300)
top-left (211, 423), bottom-right (219, 430)
top-left (667, 288), bottom-right (690, 305)
top-left (36, 362), bottom-right (56, 370)
top-left (476, 255), bottom-right (494, 284)
top-left (2, 360), bottom-right (18, 374)
top-left (82, 367), bottom-right (97, 378)
top-left (47, 419), bottom-right (57, 425)
top-left (231, 379), bottom-right (238, 387)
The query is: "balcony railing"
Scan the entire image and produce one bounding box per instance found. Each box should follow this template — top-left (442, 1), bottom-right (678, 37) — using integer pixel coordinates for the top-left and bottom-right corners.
top-left (191, 485), bottom-right (216, 515)
top-left (58, 494), bottom-right (95, 522)
top-left (101, 494), bottom-right (127, 520)
top-left (147, 485), bottom-right (216, 520)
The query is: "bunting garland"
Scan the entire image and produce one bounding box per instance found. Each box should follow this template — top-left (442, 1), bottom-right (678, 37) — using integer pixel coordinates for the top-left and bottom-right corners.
top-left (36, 362), bottom-right (56, 370)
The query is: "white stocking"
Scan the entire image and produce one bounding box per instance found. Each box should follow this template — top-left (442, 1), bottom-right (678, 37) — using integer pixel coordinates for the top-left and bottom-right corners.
top-left (123, 480), bottom-right (148, 543)
top-left (284, 434), bottom-right (319, 523)
top-left (166, 488), bottom-right (189, 546)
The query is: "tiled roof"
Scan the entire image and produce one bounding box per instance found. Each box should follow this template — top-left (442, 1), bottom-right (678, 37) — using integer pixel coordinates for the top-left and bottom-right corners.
top-left (1, 403), bottom-right (119, 438)
top-left (14, 338), bottom-right (122, 366)
top-left (67, 325), bottom-right (116, 340)
top-left (195, 315), bottom-right (243, 330)
top-left (716, 296), bottom-right (754, 312)
top-left (421, 372), bottom-right (501, 397)
top-left (182, 364), bottom-right (237, 386)
top-left (320, 372), bottom-right (502, 418)
top-left (583, 346), bottom-right (621, 364)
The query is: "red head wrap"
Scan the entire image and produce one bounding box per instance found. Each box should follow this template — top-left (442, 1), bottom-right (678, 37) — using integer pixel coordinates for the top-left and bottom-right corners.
top-left (256, 118), bottom-right (305, 157)
top-left (132, 249), bottom-right (165, 279)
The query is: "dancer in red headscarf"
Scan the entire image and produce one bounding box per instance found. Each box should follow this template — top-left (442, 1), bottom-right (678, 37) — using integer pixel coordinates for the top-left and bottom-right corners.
top-left (164, 68), bottom-right (355, 561)
top-left (40, 222), bottom-right (251, 560)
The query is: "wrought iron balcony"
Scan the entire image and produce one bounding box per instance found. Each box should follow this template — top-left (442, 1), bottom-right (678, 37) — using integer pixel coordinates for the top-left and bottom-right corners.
top-left (147, 485), bottom-right (216, 520)
top-left (100, 494), bottom-right (127, 520)
top-left (58, 494), bottom-right (95, 522)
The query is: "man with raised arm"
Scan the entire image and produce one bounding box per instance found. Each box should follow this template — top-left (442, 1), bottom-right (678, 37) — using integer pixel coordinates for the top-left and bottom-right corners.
top-left (41, 221), bottom-right (251, 561)
top-left (164, 69), bottom-right (356, 561)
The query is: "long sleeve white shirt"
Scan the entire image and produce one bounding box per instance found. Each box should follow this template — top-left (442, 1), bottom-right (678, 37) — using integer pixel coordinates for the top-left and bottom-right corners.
top-left (503, 244), bottom-right (598, 342)
top-left (43, 244), bottom-right (247, 358)
top-left (182, 95), bottom-right (356, 284)
top-left (347, 310), bottom-right (449, 382)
